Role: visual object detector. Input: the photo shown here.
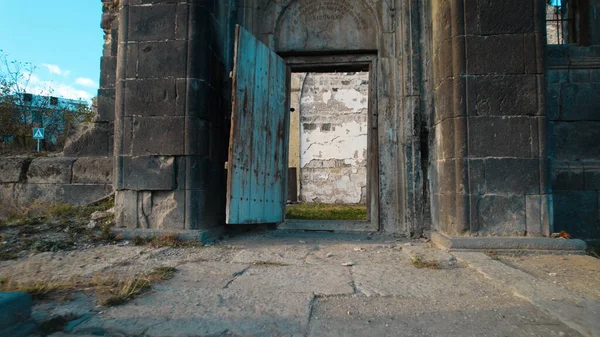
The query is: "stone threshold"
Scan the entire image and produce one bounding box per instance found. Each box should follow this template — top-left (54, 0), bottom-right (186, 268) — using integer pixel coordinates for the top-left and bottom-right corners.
top-left (113, 227), bottom-right (226, 244)
top-left (431, 231), bottom-right (587, 254)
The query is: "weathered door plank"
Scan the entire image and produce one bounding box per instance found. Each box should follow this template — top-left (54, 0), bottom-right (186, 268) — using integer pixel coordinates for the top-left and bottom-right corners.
top-left (226, 25), bottom-right (289, 224)
top-left (263, 52), bottom-right (280, 220)
top-left (249, 41), bottom-right (270, 221)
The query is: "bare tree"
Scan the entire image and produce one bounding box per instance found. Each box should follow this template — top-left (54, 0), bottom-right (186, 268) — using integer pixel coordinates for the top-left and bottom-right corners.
top-left (0, 51), bottom-right (94, 152)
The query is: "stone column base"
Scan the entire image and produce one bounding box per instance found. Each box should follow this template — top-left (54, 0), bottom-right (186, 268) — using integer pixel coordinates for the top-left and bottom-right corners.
top-left (113, 227), bottom-right (226, 244)
top-left (431, 232), bottom-right (587, 254)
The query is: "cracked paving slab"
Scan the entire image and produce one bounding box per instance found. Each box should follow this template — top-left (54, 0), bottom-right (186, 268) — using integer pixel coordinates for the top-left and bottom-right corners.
top-left (454, 252), bottom-right (600, 337)
top-left (352, 260), bottom-right (496, 298)
top-left (104, 247), bottom-right (242, 278)
top-left (304, 242), bottom-right (405, 265)
top-left (307, 294), bottom-right (583, 337)
top-left (161, 261), bottom-right (249, 289)
top-left (0, 246), bottom-right (162, 282)
top-left (499, 254), bottom-right (600, 301)
top-left (227, 265), bottom-right (355, 296)
top-left (231, 246), bottom-right (312, 265)
top-left (72, 287), bottom-right (313, 337)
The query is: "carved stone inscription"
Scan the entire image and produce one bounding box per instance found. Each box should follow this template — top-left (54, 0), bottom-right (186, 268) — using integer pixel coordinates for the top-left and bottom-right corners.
top-left (290, 1), bottom-right (368, 30)
top-left (276, 0), bottom-right (377, 51)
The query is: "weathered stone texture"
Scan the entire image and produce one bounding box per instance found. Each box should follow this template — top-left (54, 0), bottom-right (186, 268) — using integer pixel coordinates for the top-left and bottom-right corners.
top-left (131, 117), bottom-right (185, 156)
top-left (554, 123), bottom-right (600, 161)
top-left (469, 75), bottom-right (538, 116)
top-left (63, 120), bottom-right (113, 157)
top-left (120, 156), bottom-right (176, 191)
top-left (430, 0), bottom-right (547, 237)
top-left (548, 43), bottom-right (600, 239)
top-left (526, 194), bottom-right (552, 237)
top-left (468, 117), bottom-right (532, 158)
top-left (553, 191), bottom-right (600, 239)
top-left (27, 157), bottom-right (76, 184)
top-left (478, 0), bottom-right (534, 34)
top-left (72, 157), bottom-right (114, 185)
top-left (124, 79), bottom-right (185, 117)
top-left (2, 183), bottom-right (112, 208)
top-left (101, 0), bottom-right (600, 240)
top-left (113, 0), bottom-right (229, 231)
top-left (476, 195), bottom-right (527, 236)
top-left (483, 159), bottom-right (540, 195)
top-left (0, 158), bottom-right (29, 183)
top-left (466, 35), bottom-right (527, 75)
top-left (127, 4), bottom-right (180, 41)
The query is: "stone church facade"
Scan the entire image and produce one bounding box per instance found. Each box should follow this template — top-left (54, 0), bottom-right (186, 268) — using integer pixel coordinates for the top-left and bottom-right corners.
top-left (100, 0), bottom-right (600, 244)
top-left (3, 0), bottom-right (597, 248)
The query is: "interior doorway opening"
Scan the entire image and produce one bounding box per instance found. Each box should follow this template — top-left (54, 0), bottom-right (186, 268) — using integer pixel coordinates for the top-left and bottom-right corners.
top-left (286, 71), bottom-right (369, 222)
top-left (224, 26), bottom-right (378, 231)
top-left (279, 54), bottom-right (379, 232)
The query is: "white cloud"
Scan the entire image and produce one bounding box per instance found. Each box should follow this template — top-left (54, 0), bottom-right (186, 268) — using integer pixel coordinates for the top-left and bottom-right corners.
top-left (21, 75), bottom-right (93, 101)
top-left (42, 64), bottom-right (71, 77)
top-left (75, 77), bottom-right (98, 88)
top-left (43, 64), bottom-right (63, 75)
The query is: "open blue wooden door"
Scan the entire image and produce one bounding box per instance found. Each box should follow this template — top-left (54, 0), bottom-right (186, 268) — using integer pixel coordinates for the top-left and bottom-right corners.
top-left (226, 25), bottom-right (290, 224)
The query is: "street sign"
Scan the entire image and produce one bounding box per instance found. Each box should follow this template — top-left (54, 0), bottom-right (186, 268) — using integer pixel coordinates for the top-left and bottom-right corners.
top-left (33, 128), bottom-right (45, 152)
top-left (33, 128), bottom-right (45, 140)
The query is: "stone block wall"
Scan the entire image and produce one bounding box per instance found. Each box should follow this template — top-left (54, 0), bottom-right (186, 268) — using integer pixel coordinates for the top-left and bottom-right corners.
top-left (112, 0), bottom-right (234, 231)
top-left (429, 0), bottom-right (550, 237)
top-left (0, 1), bottom-right (119, 213)
top-left (0, 156), bottom-right (112, 211)
top-left (548, 44), bottom-right (600, 239)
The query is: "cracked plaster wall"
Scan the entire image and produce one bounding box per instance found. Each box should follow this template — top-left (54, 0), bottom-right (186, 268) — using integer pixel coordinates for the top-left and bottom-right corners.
top-left (290, 72), bottom-right (369, 204)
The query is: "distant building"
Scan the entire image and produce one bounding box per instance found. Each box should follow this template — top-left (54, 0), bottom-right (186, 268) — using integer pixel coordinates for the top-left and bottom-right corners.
top-left (2, 93), bottom-right (87, 144)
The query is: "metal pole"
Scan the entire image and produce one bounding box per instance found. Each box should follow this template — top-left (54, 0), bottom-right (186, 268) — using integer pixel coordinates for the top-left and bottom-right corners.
top-left (37, 139), bottom-right (40, 152)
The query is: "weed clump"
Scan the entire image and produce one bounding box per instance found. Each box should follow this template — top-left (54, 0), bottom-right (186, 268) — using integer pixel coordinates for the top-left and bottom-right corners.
top-left (410, 254), bottom-right (440, 269)
top-left (100, 277), bottom-right (152, 306)
top-left (0, 195), bottom-right (116, 261)
top-left (131, 234), bottom-right (202, 248)
top-left (150, 266), bottom-right (177, 280)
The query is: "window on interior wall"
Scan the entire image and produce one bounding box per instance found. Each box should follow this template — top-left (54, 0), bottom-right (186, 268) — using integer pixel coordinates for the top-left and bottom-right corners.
top-left (546, 0), bottom-right (589, 45)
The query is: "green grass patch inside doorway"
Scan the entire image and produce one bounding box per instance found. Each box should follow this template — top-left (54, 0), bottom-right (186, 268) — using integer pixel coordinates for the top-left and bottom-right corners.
top-left (285, 203), bottom-right (367, 221)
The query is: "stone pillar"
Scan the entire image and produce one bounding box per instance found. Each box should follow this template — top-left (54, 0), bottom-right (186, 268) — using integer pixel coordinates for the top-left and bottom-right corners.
top-left (113, 0), bottom-right (228, 232)
top-left (431, 0), bottom-right (550, 237)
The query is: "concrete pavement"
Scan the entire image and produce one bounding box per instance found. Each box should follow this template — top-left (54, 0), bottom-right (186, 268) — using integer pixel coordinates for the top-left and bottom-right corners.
top-left (1, 230), bottom-right (597, 336)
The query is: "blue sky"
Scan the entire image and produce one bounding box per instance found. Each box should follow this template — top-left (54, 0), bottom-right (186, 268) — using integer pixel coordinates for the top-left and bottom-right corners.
top-left (0, 1), bottom-right (104, 101)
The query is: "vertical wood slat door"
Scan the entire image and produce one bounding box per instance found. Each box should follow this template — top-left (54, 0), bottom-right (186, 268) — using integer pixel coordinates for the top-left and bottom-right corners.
top-left (226, 25), bottom-right (289, 224)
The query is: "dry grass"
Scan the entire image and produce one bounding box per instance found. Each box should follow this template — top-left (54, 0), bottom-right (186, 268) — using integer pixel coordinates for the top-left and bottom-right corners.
top-left (98, 277), bottom-right (152, 306)
top-left (0, 197), bottom-right (114, 224)
top-left (0, 198), bottom-right (50, 222)
top-left (483, 250), bottom-right (501, 260)
top-left (132, 234), bottom-right (203, 248)
top-left (96, 266), bottom-right (177, 306)
top-left (0, 266), bottom-right (177, 306)
top-left (0, 197), bottom-right (117, 261)
top-left (251, 261), bottom-right (289, 267)
top-left (150, 266), bottom-right (178, 280)
top-left (410, 254), bottom-right (440, 269)
top-left (0, 277), bottom-right (80, 300)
